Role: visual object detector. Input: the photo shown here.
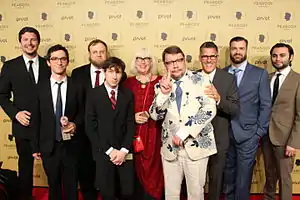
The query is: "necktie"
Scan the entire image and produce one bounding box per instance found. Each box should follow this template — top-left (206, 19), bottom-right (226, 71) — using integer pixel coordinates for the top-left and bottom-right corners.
top-left (232, 68), bottom-right (241, 86)
top-left (95, 70), bottom-right (101, 87)
top-left (272, 73), bottom-right (281, 105)
top-left (110, 90), bottom-right (117, 110)
top-left (55, 82), bottom-right (63, 141)
top-left (175, 81), bottom-right (182, 114)
top-left (28, 60), bottom-right (35, 83)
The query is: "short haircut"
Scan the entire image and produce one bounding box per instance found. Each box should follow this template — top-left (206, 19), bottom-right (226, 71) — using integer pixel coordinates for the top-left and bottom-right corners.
top-left (200, 41), bottom-right (218, 53)
top-left (130, 48), bottom-right (158, 75)
top-left (18, 26), bottom-right (41, 44)
top-left (270, 43), bottom-right (294, 66)
top-left (102, 57), bottom-right (126, 73)
top-left (162, 45), bottom-right (185, 62)
top-left (46, 44), bottom-right (69, 62)
top-left (88, 39), bottom-right (108, 52)
top-left (229, 36), bottom-right (248, 48)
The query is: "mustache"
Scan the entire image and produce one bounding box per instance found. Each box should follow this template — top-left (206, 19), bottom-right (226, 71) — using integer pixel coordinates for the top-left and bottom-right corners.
top-left (233, 53), bottom-right (243, 57)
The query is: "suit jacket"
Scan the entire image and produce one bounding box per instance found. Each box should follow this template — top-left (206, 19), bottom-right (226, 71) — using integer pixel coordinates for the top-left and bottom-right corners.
top-left (211, 68), bottom-right (239, 151)
top-left (224, 63), bottom-right (272, 143)
top-left (34, 76), bottom-right (84, 154)
top-left (0, 55), bottom-right (50, 140)
top-left (150, 70), bottom-right (217, 161)
top-left (85, 84), bottom-right (135, 160)
top-left (269, 69), bottom-right (300, 149)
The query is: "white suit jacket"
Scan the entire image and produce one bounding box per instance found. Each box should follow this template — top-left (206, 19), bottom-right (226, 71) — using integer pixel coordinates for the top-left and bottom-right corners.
top-left (150, 70), bottom-right (217, 161)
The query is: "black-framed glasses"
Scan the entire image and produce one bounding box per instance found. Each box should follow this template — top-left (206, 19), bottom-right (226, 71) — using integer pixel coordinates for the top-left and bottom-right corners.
top-left (136, 57), bottom-right (151, 62)
top-left (200, 55), bottom-right (218, 60)
top-left (164, 57), bottom-right (184, 66)
top-left (50, 57), bottom-right (68, 62)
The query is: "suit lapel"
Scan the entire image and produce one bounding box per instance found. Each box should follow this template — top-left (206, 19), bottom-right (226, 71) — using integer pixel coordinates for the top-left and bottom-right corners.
top-left (273, 70), bottom-right (295, 105)
top-left (86, 65), bottom-right (93, 89)
top-left (238, 63), bottom-right (252, 89)
top-left (65, 77), bottom-right (72, 116)
top-left (115, 87), bottom-right (125, 117)
top-left (212, 68), bottom-right (221, 88)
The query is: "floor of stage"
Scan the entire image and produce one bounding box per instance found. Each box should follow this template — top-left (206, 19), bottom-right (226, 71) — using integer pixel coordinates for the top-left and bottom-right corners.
top-left (32, 187), bottom-right (300, 200)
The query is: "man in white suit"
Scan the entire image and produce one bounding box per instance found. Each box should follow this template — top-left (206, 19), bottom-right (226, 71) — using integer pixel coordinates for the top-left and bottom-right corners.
top-left (149, 45), bottom-right (217, 200)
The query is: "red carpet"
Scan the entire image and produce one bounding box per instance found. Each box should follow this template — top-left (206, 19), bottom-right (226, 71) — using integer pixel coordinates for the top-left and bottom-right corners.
top-left (32, 187), bottom-right (300, 200)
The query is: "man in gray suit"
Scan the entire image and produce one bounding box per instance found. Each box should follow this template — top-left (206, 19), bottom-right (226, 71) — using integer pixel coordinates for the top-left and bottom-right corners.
top-left (223, 36), bottom-right (272, 200)
top-left (199, 41), bottom-right (239, 200)
top-left (262, 43), bottom-right (300, 200)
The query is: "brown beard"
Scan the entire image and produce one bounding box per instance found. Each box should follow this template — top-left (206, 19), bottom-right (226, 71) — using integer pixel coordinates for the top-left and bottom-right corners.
top-left (230, 54), bottom-right (247, 65)
top-left (89, 57), bottom-right (104, 68)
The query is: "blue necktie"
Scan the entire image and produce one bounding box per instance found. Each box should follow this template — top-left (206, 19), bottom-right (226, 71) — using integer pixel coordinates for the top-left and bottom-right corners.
top-left (232, 68), bottom-right (242, 86)
top-left (55, 82), bottom-right (63, 141)
top-left (175, 81), bottom-right (182, 114)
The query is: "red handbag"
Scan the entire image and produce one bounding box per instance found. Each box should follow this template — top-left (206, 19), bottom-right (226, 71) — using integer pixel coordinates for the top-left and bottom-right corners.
top-left (133, 77), bottom-right (152, 153)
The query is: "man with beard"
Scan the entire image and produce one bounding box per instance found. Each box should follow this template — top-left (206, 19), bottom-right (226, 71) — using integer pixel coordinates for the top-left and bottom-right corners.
top-left (261, 43), bottom-right (300, 200)
top-left (223, 36), bottom-right (272, 200)
top-left (0, 27), bottom-right (50, 200)
top-left (71, 39), bottom-right (109, 200)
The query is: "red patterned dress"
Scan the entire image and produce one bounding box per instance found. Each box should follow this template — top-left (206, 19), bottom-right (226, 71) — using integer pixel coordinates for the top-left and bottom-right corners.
top-left (123, 76), bottom-right (164, 200)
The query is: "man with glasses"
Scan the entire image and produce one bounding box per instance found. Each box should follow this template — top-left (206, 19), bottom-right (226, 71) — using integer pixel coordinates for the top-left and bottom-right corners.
top-left (199, 42), bottom-right (239, 200)
top-left (0, 26), bottom-right (50, 200)
top-left (150, 45), bottom-right (217, 200)
top-left (223, 36), bottom-right (272, 200)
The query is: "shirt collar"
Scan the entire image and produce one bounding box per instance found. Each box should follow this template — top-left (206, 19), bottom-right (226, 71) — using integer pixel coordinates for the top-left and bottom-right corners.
top-left (23, 54), bottom-right (38, 65)
top-left (202, 68), bottom-right (216, 81)
top-left (50, 76), bottom-right (68, 88)
top-left (276, 66), bottom-right (291, 77)
top-left (171, 70), bottom-right (188, 83)
top-left (104, 81), bottom-right (119, 95)
top-left (230, 60), bottom-right (248, 72)
top-left (90, 63), bottom-right (103, 73)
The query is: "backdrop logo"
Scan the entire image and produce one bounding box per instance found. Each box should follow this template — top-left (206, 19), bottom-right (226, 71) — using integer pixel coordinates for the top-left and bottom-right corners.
top-left (11, 1), bottom-right (30, 9)
top-left (186, 55), bottom-right (192, 63)
top-left (157, 13), bottom-right (172, 20)
top-left (82, 11), bottom-right (100, 28)
top-left (1, 56), bottom-right (6, 63)
top-left (7, 155), bottom-right (18, 160)
top-left (235, 11), bottom-right (242, 20)
top-left (130, 10), bottom-right (149, 28)
top-left (0, 38), bottom-right (8, 43)
top-left (295, 159), bottom-right (300, 167)
top-left (88, 11), bottom-right (94, 20)
top-left (186, 10), bottom-right (194, 19)
top-left (182, 36), bottom-right (196, 42)
top-left (277, 12), bottom-right (296, 30)
top-left (108, 14), bottom-right (122, 20)
top-left (41, 12), bottom-right (47, 21)
top-left (228, 11), bottom-right (247, 29)
top-left (35, 13), bottom-right (54, 29)
top-left (0, 14), bottom-right (3, 21)
top-left (252, 33), bottom-right (270, 52)
top-left (279, 38), bottom-right (292, 44)
top-left (105, 0), bottom-right (125, 6)
top-left (210, 33), bottom-right (216, 41)
top-left (161, 32), bottom-right (168, 41)
top-left (84, 36), bottom-right (98, 42)
top-left (136, 10), bottom-right (143, 19)
top-left (153, 0), bottom-right (175, 5)
top-left (61, 15), bottom-right (74, 20)
top-left (207, 15), bottom-right (221, 20)
top-left (8, 134), bottom-right (13, 142)
top-left (203, 0), bottom-right (224, 7)
top-left (258, 34), bottom-right (265, 43)
top-left (180, 10), bottom-right (199, 28)
top-left (56, 0), bottom-right (76, 7)
top-left (16, 16), bottom-right (29, 22)
top-left (64, 33), bottom-right (71, 42)
top-left (112, 32), bottom-right (118, 41)
top-left (253, 0), bottom-right (273, 7)
top-left (132, 36), bottom-right (147, 41)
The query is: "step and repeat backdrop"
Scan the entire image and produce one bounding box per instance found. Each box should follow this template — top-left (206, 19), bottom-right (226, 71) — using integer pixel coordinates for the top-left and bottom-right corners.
top-left (0, 0), bottom-right (300, 192)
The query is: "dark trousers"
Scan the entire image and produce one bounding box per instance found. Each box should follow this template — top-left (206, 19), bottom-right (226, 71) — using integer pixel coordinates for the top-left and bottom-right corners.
top-left (78, 141), bottom-right (97, 200)
top-left (261, 135), bottom-right (294, 200)
top-left (42, 142), bottom-right (78, 200)
top-left (207, 150), bottom-right (227, 200)
top-left (223, 133), bottom-right (260, 200)
top-left (15, 138), bottom-right (34, 200)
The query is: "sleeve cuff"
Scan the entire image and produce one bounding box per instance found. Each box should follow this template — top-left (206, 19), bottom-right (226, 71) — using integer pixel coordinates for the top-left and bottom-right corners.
top-left (120, 147), bottom-right (129, 154)
top-left (176, 127), bottom-right (188, 141)
top-left (105, 147), bottom-right (114, 155)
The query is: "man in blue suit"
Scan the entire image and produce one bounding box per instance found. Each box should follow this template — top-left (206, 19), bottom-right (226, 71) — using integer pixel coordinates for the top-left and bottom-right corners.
top-left (223, 36), bottom-right (272, 200)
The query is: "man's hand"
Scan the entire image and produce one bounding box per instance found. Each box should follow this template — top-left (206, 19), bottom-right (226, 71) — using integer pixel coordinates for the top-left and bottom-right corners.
top-left (159, 68), bottom-right (172, 95)
top-left (15, 111), bottom-right (31, 126)
top-left (62, 122), bottom-right (76, 136)
top-left (204, 84), bottom-right (220, 102)
top-left (285, 145), bottom-right (297, 157)
top-left (172, 135), bottom-right (183, 147)
top-left (135, 111), bottom-right (149, 124)
top-left (109, 149), bottom-right (118, 161)
top-left (32, 153), bottom-right (41, 160)
top-left (112, 150), bottom-right (127, 165)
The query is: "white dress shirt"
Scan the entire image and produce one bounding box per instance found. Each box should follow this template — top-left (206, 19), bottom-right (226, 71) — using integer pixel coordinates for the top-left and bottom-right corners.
top-left (50, 76), bottom-right (68, 115)
top-left (90, 64), bottom-right (105, 88)
top-left (23, 54), bottom-right (39, 83)
top-left (103, 82), bottom-right (129, 155)
top-left (270, 66), bottom-right (291, 98)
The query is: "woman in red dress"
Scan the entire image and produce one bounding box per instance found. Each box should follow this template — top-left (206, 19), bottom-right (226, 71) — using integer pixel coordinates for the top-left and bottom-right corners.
top-left (123, 48), bottom-right (164, 200)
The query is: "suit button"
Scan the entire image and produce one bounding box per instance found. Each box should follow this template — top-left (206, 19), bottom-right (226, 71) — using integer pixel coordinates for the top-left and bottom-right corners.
top-left (179, 120), bottom-right (182, 122)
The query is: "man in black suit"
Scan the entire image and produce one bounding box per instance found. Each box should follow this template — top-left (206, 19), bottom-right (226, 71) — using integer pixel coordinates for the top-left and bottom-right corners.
top-left (0, 26), bottom-right (50, 200)
top-left (32, 44), bottom-right (83, 200)
top-left (71, 39), bottom-right (109, 200)
top-left (199, 42), bottom-right (239, 200)
top-left (86, 57), bottom-right (135, 200)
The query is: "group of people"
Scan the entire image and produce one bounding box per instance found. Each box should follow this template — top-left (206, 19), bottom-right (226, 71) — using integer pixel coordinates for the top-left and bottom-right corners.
top-left (0, 26), bottom-right (299, 200)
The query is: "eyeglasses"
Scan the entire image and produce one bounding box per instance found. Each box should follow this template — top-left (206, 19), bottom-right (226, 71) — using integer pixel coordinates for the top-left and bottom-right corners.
top-left (164, 58), bottom-right (184, 66)
top-left (136, 57), bottom-right (151, 62)
top-left (200, 55), bottom-right (218, 60)
top-left (50, 57), bottom-right (68, 62)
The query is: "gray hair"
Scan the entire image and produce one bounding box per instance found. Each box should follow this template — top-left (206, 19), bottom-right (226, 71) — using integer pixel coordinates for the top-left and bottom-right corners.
top-left (130, 48), bottom-right (158, 75)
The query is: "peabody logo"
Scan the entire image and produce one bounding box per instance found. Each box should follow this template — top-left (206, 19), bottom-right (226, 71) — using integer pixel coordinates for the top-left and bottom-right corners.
top-left (88, 11), bottom-right (94, 20)
top-left (105, 0), bottom-right (125, 6)
top-left (153, 0), bottom-right (175, 5)
top-left (12, 1), bottom-right (30, 9)
top-left (277, 12), bottom-right (296, 30)
top-left (111, 33), bottom-right (119, 41)
top-left (1, 56), bottom-right (6, 63)
top-left (258, 34), bottom-right (265, 43)
top-left (0, 14), bottom-right (3, 21)
top-left (251, 34), bottom-right (270, 52)
top-left (203, 0), bottom-right (224, 7)
top-left (64, 33), bottom-right (71, 42)
top-left (186, 55), bottom-right (192, 63)
top-left (136, 10), bottom-right (143, 19)
top-left (161, 32), bottom-right (168, 41)
top-left (253, 0), bottom-right (273, 7)
top-left (157, 13), bottom-right (171, 20)
top-left (81, 11), bottom-right (100, 28)
top-left (296, 159), bottom-right (300, 166)
top-left (8, 134), bottom-right (13, 142)
top-left (235, 11), bottom-right (243, 20)
top-left (210, 33), bottom-right (216, 41)
top-left (130, 10), bottom-right (149, 28)
top-left (41, 12), bottom-right (47, 21)
top-left (186, 10), bottom-right (194, 19)
top-left (228, 11), bottom-right (247, 29)
top-left (284, 12), bottom-right (292, 21)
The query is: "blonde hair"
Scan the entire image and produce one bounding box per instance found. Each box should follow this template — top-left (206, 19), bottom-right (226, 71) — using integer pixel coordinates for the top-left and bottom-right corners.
top-left (130, 48), bottom-right (158, 76)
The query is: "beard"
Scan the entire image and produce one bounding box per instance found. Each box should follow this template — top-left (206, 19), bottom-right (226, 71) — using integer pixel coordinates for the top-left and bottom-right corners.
top-left (230, 53), bottom-right (247, 65)
top-left (89, 57), bottom-right (104, 68)
top-left (272, 61), bottom-right (290, 71)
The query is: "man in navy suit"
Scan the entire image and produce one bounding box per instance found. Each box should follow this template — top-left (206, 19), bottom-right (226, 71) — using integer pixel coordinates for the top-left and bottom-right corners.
top-left (223, 36), bottom-right (272, 200)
